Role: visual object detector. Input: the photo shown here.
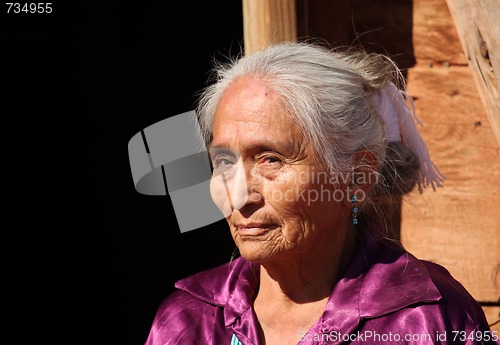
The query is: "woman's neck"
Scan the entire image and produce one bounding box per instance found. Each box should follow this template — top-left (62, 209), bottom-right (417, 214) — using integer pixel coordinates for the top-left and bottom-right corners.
top-left (256, 229), bottom-right (356, 303)
top-left (252, 229), bottom-right (356, 344)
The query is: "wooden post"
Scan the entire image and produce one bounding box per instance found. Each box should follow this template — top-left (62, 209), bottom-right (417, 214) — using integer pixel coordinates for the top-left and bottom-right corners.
top-left (242, 0), bottom-right (297, 56)
top-left (445, 0), bottom-right (500, 146)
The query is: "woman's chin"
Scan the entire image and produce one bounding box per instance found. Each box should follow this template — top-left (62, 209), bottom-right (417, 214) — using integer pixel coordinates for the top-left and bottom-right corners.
top-left (236, 243), bottom-right (277, 263)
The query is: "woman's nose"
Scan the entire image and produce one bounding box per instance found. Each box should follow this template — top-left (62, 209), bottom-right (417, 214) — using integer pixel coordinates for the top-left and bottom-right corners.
top-left (239, 165), bottom-right (263, 207)
top-left (210, 159), bottom-right (263, 217)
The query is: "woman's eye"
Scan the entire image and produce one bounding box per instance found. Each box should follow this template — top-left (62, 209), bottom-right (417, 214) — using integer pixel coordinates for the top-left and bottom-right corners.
top-left (265, 157), bottom-right (279, 163)
top-left (213, 156), bottom-right (236, 171)
top-left (259, 155), bottom-right (282, 166)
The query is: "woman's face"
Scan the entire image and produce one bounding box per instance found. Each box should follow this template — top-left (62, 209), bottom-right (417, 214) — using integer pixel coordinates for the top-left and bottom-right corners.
top-left (209, 76), bottom-right (351, 263)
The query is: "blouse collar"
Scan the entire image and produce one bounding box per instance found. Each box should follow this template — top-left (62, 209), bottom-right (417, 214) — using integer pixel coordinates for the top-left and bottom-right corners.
top-left (174, 239), bottom-right (442, 339)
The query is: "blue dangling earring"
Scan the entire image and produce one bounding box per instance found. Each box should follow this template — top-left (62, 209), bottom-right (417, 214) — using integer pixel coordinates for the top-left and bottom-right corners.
top-left (352, 195), bottom-right (358, 225)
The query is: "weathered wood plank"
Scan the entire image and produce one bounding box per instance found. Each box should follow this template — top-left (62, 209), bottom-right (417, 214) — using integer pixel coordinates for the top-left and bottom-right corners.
top-left (401, 65), bottom-right (500, 303)
top-left (242, 0), bottom-right (297, 56)
top-left (444, 0), bottom-right (500, 146)
top-left (412, 0), bottom-right (467, 65)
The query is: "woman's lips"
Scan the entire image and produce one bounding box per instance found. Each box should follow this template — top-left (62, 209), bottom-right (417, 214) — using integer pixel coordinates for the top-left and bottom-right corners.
top-left (236, 223), bottom-right (278, 236)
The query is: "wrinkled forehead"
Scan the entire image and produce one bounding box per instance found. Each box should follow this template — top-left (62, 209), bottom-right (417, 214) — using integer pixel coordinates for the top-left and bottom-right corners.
top-left (210, 76), bottom-right (301, 149)
top-left (213, 76), bottom-right (283, 121)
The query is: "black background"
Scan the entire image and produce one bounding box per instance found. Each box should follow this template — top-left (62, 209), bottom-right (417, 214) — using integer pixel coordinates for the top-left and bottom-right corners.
top-left (3, 1), bottom-right (243, 344)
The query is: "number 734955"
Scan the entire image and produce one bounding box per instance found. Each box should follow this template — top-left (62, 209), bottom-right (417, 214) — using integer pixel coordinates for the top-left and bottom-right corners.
top-left (6, 3), bottom-right (52, 14)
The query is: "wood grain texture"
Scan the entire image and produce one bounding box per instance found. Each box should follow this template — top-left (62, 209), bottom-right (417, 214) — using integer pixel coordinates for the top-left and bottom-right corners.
top-left (243, 0), bottom-right (297, 56)
top-left (401, 3), bottom-right (500, 327)
top-left (401, 64), bottom-right (500, 303)
top-left (444, 0), bottom-right (500, 146)
top-left (412, 0), bottom-right (467, 65)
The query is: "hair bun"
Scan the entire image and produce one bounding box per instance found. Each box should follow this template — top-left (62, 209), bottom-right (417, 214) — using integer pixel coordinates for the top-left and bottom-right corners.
top-left (373, 141), bottom-right (420, 197)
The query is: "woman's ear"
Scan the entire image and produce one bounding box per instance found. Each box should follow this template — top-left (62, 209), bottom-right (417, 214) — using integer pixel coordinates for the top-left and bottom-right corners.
top-left (349, 150), bottom-right (379, 201)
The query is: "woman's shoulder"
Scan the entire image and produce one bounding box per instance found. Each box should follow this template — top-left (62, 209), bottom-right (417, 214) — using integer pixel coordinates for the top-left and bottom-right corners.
top-left (154, 257), bottom-right (248, 318)
top-left (378, 240), bottom-right (488, 318)
top-left (420, 259), bottom-right (492, 327)
top-left (144, 260), bottom-right (237, 345)
top-left (361, 240), bottom-right (497, 343)
top-left (145, 288), bottom-right (219, 345)
top-left (145, 256), bottom-right (258, 345)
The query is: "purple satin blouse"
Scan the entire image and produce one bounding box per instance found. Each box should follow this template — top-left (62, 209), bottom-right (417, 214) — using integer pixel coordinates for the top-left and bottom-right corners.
top-left (145, 239), bottom-right (498, 344)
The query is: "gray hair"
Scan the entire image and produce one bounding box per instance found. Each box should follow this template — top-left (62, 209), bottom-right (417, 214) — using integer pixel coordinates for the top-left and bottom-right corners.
top-left (196, 42), bottom-right (419, 234)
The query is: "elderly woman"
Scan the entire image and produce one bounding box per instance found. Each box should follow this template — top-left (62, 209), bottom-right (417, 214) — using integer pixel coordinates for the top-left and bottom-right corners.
top-left (145, 42), bottom-right (497, 344)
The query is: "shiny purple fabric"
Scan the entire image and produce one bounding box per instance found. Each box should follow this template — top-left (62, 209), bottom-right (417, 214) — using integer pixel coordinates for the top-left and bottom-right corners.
top-left (145, 239), bottom-right (498, 344)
